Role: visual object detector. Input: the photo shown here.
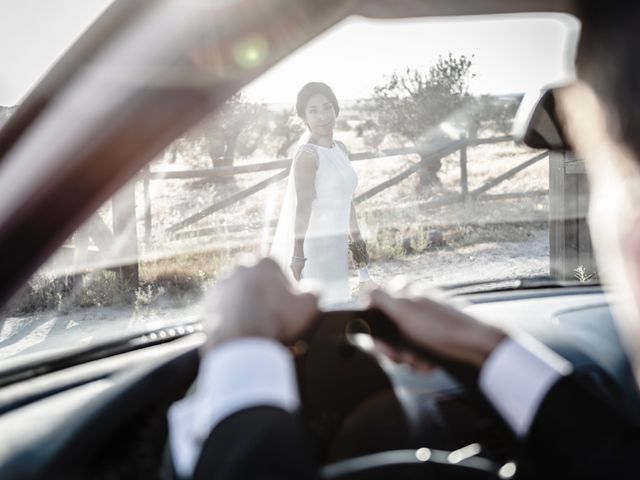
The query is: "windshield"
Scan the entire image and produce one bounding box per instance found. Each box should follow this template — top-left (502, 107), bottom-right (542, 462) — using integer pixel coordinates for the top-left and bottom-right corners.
top-left (0, 9), bottom-right (585, 363)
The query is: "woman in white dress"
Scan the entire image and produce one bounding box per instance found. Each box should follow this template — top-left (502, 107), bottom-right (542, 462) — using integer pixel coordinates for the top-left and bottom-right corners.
top-left (270, 82), bottom-right (370, 305)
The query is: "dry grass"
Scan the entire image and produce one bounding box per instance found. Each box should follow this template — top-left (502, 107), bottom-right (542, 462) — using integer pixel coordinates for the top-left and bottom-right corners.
top-left (5, 250), bottom-right (231, 315)
top-left (6, 271), bottom-right (133, 315)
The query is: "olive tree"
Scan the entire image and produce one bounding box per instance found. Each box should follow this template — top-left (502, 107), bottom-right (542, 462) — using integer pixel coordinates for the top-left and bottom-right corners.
top-left (199, 93), bottom-right (269, 168)
top-left (363, 53), bottom-right (474, 187)
top-left (266, 109), bottom-right (304, 158)
top-left (462, 94), bottom-right (521, 138)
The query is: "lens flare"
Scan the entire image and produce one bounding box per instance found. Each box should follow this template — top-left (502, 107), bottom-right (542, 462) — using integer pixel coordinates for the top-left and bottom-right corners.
top-left (232, 34), bottom-right (269, 69)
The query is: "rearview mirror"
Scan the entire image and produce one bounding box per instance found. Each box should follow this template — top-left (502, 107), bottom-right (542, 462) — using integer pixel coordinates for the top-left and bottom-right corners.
top-left (512, 88), bottom-right (570, 151)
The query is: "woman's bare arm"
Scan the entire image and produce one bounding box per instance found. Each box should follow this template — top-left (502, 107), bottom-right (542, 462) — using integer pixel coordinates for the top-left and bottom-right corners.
top-left (349, 201), bottom-right (362, 241)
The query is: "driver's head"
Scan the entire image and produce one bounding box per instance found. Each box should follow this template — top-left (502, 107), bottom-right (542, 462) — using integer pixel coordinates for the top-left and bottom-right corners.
top-left (557, 1), bottom-right (640, 375)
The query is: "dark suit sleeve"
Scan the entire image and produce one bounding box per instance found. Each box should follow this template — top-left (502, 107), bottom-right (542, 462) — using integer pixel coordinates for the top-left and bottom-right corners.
top-left (193, 406), bottom-right (319, 480)
top-left (521, 373), bottom-right (640, 479)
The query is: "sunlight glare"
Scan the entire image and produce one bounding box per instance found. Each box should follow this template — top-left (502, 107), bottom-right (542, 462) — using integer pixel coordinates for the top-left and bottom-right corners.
top-left (232, 34), bottom-right (270, 69)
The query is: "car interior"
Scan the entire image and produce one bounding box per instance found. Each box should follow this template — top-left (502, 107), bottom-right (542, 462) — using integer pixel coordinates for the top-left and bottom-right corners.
top-left (1, 1), bottom-right (636, 479)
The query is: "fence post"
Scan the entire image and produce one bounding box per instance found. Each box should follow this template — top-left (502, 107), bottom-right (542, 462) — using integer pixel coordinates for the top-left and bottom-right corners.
top-left (549, 151), bottom-right (594, 280)
top-left (460, 134), bottom-right (469, 203)
top-left (143, 165), bottom-right (152, 245)
top-left (112, 180), bottom-right (139, 290)
top-left (71, 228), bottom-right (90, 291)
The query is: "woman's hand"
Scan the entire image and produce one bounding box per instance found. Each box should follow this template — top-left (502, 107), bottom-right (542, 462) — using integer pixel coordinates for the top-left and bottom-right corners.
top-left (349, 238), bottom-right (370, 268)
top-left (201, 257), bottom-right (318, 354)
top-left (290, 256), bottom-right (306, 281)
top-left (369, 285), bottom-right (506, 368)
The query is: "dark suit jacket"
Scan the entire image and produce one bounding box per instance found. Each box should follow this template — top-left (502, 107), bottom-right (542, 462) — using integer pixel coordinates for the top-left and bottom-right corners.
top-left (193, 406), bottom-right (319, 480)
top-left (192, 377), bottom-right (640, 480)
top-left (522, 374), bottom-right (640, 479)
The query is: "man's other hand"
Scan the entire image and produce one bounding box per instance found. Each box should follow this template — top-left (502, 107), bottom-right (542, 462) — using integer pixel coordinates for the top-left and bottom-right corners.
top-left (369, 286), bottom-right (506, 368)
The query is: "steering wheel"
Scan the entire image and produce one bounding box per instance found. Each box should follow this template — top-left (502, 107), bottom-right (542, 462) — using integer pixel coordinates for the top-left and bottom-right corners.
top-left (294, 308), bottom-right (517, 480)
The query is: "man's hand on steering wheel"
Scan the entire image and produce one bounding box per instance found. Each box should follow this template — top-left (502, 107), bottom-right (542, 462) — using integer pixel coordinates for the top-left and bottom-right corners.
top-left (369, 285), bottom-right (507, 368)
top-left (200, 257), bottom-right (319, 355)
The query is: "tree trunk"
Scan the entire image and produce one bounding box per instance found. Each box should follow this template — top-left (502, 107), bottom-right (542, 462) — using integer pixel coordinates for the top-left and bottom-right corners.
top-left (207, 136), bottom-right (225, 169)
top-left (209, 137), bottom-right (238, 184)
top-left (418, 154), bottom-right (442, 188)
top-left (221, 146), bottom-right (234, 167)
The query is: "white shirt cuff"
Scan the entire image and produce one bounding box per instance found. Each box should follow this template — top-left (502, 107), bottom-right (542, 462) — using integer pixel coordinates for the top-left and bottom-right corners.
top-left (167, 338), bottom-right (299, 477)
top-left (479, 335), bottom-right (573, 437)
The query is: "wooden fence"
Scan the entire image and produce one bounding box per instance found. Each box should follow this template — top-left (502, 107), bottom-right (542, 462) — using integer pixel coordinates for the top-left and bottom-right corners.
top-left (68, 135), bottom-right (562, 284)
top-left (162, 136), bottom-right (549, 242)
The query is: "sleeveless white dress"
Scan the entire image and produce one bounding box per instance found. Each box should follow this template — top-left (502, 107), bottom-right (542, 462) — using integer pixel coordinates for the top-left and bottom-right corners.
top-left (270, 142), bottom-right (358, 305)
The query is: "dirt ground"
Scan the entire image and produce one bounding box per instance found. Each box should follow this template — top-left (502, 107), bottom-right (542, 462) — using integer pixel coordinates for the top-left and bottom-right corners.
top-left (366, 229), bottom-right (548, 287)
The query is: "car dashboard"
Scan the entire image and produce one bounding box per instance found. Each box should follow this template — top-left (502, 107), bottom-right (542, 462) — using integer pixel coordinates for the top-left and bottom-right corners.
top-left (0, 286), bottom-right (637, 480)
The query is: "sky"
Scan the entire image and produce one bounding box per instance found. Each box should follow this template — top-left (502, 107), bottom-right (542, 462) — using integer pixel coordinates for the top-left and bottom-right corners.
top-left (0, 2), bottom-right (579, 107)
top-left (245, 14), bottom-right (579, 104)
top-left (0, 0), bottom-right (113, 106)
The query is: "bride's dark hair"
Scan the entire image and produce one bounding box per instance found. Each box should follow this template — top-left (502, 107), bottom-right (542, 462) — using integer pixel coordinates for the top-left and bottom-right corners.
top-left (296, 82), bottom-right (340, 118)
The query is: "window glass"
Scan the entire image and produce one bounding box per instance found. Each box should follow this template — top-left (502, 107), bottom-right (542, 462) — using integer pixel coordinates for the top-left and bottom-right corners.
top-left (1, 12), bottom-right (582, 361)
